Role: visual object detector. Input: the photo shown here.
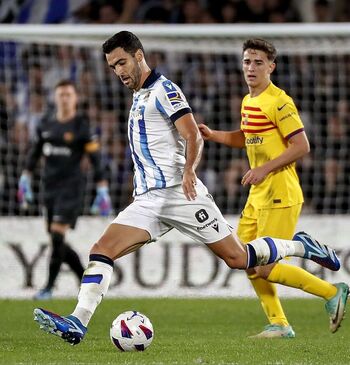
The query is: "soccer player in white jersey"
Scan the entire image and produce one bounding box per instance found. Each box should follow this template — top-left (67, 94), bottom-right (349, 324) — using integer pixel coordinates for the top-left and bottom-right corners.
top-left (33, 31), bottom-right (342, 345)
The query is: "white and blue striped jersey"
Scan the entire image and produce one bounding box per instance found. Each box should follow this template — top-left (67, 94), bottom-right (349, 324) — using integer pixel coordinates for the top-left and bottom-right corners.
top-left (128, 70), bottom-right (192, 196)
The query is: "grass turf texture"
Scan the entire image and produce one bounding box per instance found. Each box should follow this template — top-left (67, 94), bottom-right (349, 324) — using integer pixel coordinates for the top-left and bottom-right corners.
top-left (1, 298), bottom-right (350, 365)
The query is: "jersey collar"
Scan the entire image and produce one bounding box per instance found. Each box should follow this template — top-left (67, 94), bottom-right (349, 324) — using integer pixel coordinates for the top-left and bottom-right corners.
top-left (141, 69), bottom-right (161, 89)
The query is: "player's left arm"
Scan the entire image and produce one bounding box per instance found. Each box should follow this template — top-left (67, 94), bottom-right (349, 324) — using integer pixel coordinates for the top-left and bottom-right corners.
top-left (175, 113), bottom-right (203, 201)
top-left (242, 98), bottom-right (309, 186)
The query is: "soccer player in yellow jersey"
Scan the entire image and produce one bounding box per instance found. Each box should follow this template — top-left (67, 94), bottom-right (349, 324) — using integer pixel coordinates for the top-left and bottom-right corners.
top-left (199, 38), bottom-right (349, 338)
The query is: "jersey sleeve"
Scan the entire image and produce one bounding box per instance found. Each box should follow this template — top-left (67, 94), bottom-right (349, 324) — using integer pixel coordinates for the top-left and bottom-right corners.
top-left (155, 80), bottom-right (192, 123)
top-left (25, 121), bottom-right (44, 172)
top-left (81, 119), bottom-right (100, 153)
top-left (275, 96), bottom-right (304, 140)
top-left (81, 120), bottom-right (106, 182)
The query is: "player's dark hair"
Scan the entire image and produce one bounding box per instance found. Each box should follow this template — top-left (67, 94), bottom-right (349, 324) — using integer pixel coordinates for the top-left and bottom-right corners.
top-left (242, 38), bottom-right (277, 62)
top-left (102, 31), bottom-right (145, 56)
top-left (55, 79), bottom-right (77, 90)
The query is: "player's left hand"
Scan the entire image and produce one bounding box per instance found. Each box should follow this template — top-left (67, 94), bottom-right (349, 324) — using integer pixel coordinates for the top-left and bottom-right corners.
top-left (241, 166), bottom-right (268, 186)
top-left (17, 173), bottom-right (33, 209)
top-left (182, 168), bottom-right (197, 201)
top-left (91, 186), bottom-right (112, 216)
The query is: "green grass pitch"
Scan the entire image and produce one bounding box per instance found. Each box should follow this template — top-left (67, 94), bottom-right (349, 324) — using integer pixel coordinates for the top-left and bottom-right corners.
top-left (1, 298), bottom-right (350, 365)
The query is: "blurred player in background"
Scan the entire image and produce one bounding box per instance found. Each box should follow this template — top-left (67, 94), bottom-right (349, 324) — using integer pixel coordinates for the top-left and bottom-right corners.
top-left (32, 31), bottom-right (342, 345)
top-left (199, 38), bottom-right (349, 338)
top-left (18, 79), bottom-right (111, 300)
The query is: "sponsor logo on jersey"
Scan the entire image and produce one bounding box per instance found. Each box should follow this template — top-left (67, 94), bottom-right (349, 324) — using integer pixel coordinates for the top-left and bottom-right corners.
top-left (131, 108), bottom-right (143, 122)
top-left (63, 132), bottom-right (74, 143)
top-left (166, 91), bottom-right (184, 106)
top-left (280, 111), bottom-right (296, 122)
top-left (43, 142), bottom-right (71, 156)
top-left (173, 102), bottom-right (185, 110)
top-left (42, 131), bottom-right (51, 138)
top-left (162, 80), bottom-right (185, 107)
top-left (246, 136), bottom-right (264, 145)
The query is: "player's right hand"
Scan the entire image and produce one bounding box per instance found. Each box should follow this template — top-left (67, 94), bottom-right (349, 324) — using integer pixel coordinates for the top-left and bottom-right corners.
top-left (197, 124), bottom-right (212, 140)
top-left (17, 173), bottom-right (33, 209)
top-left (182, 168), bottom-right (197, 201)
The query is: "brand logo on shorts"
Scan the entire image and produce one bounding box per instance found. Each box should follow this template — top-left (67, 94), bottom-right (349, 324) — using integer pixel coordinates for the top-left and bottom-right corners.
top-left (195, 209), bottom-right (209, 223)
top-left (212, 223), bottom-right (219, 232)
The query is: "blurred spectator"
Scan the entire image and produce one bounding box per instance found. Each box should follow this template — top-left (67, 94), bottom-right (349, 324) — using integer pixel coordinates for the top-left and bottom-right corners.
top-left (136, 0), bottom-right (172, 23)
top-left (97, 3), bottom-right (120, 23)
top-left (333, 0), bottom-right (350, 21)
top-left (0, 0), bottom-right (348, 24)
top-left (219, 2), bottom-right (238, 23)
top-left (266, 0), bottom-right (301, 22)
top-left (17, 87), bottom-right (46, 141)
top-left (236, 0), bottom-right (270, 23)
top-left (218, 159), bottom-right (249, 214)
top-left (174, 0), bottom-right (205, 23)
top-left (313, 0), bottom-right (332, 22)
top-left (13, 0), bottom-right (90, 23)
top-left (147, 51), bottom-right (170, 77)
top-left (182, 55), bottom-right (217, 122)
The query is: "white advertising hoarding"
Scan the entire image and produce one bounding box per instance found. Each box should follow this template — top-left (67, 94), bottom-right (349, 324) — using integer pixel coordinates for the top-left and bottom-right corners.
top-left (1, 216), bottom-right (349, 298)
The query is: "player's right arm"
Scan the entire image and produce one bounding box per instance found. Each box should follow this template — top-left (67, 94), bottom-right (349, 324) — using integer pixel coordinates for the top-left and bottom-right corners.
top-left (198, 124), bottom-right (245, 148)
top-left (82, 121), bottom-right (112, 216)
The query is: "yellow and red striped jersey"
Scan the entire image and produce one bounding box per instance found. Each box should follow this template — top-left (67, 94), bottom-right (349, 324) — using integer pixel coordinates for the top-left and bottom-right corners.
top-left (240, 82), bottom-right (304, 208)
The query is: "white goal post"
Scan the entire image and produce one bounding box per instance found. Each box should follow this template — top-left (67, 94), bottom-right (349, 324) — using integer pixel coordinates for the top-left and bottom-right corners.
top-left (0, 23), bottom-right (350, 53)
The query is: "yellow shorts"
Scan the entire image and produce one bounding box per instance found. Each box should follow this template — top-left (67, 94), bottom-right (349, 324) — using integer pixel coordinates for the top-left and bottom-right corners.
top-left (237, 202), bottom-right (302, 244)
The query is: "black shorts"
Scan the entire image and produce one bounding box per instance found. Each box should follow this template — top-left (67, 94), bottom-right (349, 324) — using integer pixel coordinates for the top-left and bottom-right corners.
top-left (43, 181), bottom-right (84, 230)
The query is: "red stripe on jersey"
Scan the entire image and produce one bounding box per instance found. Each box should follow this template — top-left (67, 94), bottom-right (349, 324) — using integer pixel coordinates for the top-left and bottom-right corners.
top-left (249, 114), bottom-right (267, 119)
top-left (242, 126), bottom-right (277, 133)
top-left (243, 106), bottom-right (262, 111)
top-left (241, 121), bottom-right (274, 127)
top-left (241, 113), bottom-right (268, 120)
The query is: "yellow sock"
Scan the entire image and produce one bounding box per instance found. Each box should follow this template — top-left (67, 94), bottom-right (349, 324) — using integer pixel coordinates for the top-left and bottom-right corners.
top-left (267, 263), bottom-right (337, 300)
top-left (248, 273), bottom-right (289, 327)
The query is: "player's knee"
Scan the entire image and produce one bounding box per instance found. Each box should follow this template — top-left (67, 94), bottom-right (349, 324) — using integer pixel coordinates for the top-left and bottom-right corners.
top-left (90, 234), bottom-right (119, 257)
top-left (90, 240), bottom-right (109, 256)
top-left (223, 255), bottom-right (246, 270)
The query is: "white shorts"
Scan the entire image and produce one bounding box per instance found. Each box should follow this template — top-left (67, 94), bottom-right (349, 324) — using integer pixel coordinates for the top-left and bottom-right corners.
top-left (112, 180), bottom-right (233, 244)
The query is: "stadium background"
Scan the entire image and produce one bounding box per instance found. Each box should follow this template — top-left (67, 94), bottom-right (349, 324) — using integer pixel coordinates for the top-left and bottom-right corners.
top-left (1, 0), bottom-right (350, 298)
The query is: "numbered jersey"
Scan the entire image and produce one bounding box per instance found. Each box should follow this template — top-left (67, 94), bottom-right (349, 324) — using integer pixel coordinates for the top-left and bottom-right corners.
top-left (128, 70), bottom-right (192, 196)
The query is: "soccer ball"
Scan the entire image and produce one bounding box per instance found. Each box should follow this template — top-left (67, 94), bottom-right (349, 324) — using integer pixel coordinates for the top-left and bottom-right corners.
top-left (110, 310), bottom-right (154, 352)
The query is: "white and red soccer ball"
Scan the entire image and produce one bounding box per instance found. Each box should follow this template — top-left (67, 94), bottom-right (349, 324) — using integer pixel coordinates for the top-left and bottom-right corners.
top-left (110, 311), bottom-right (154, 352)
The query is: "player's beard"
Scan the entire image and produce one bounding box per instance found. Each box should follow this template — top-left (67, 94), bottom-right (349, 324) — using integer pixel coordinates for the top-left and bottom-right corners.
top-left (128, 62), bottom-right (142, 91)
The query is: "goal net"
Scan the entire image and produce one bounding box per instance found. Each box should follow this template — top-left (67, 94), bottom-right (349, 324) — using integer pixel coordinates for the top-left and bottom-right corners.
top-left (1, 24), bottom-right (350, 216)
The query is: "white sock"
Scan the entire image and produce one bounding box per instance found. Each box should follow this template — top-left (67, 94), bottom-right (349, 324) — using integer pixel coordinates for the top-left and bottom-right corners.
top-left (246, 237), bottom-right (305, 268)
top-left (71, 254), bottom-right (113, 327)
